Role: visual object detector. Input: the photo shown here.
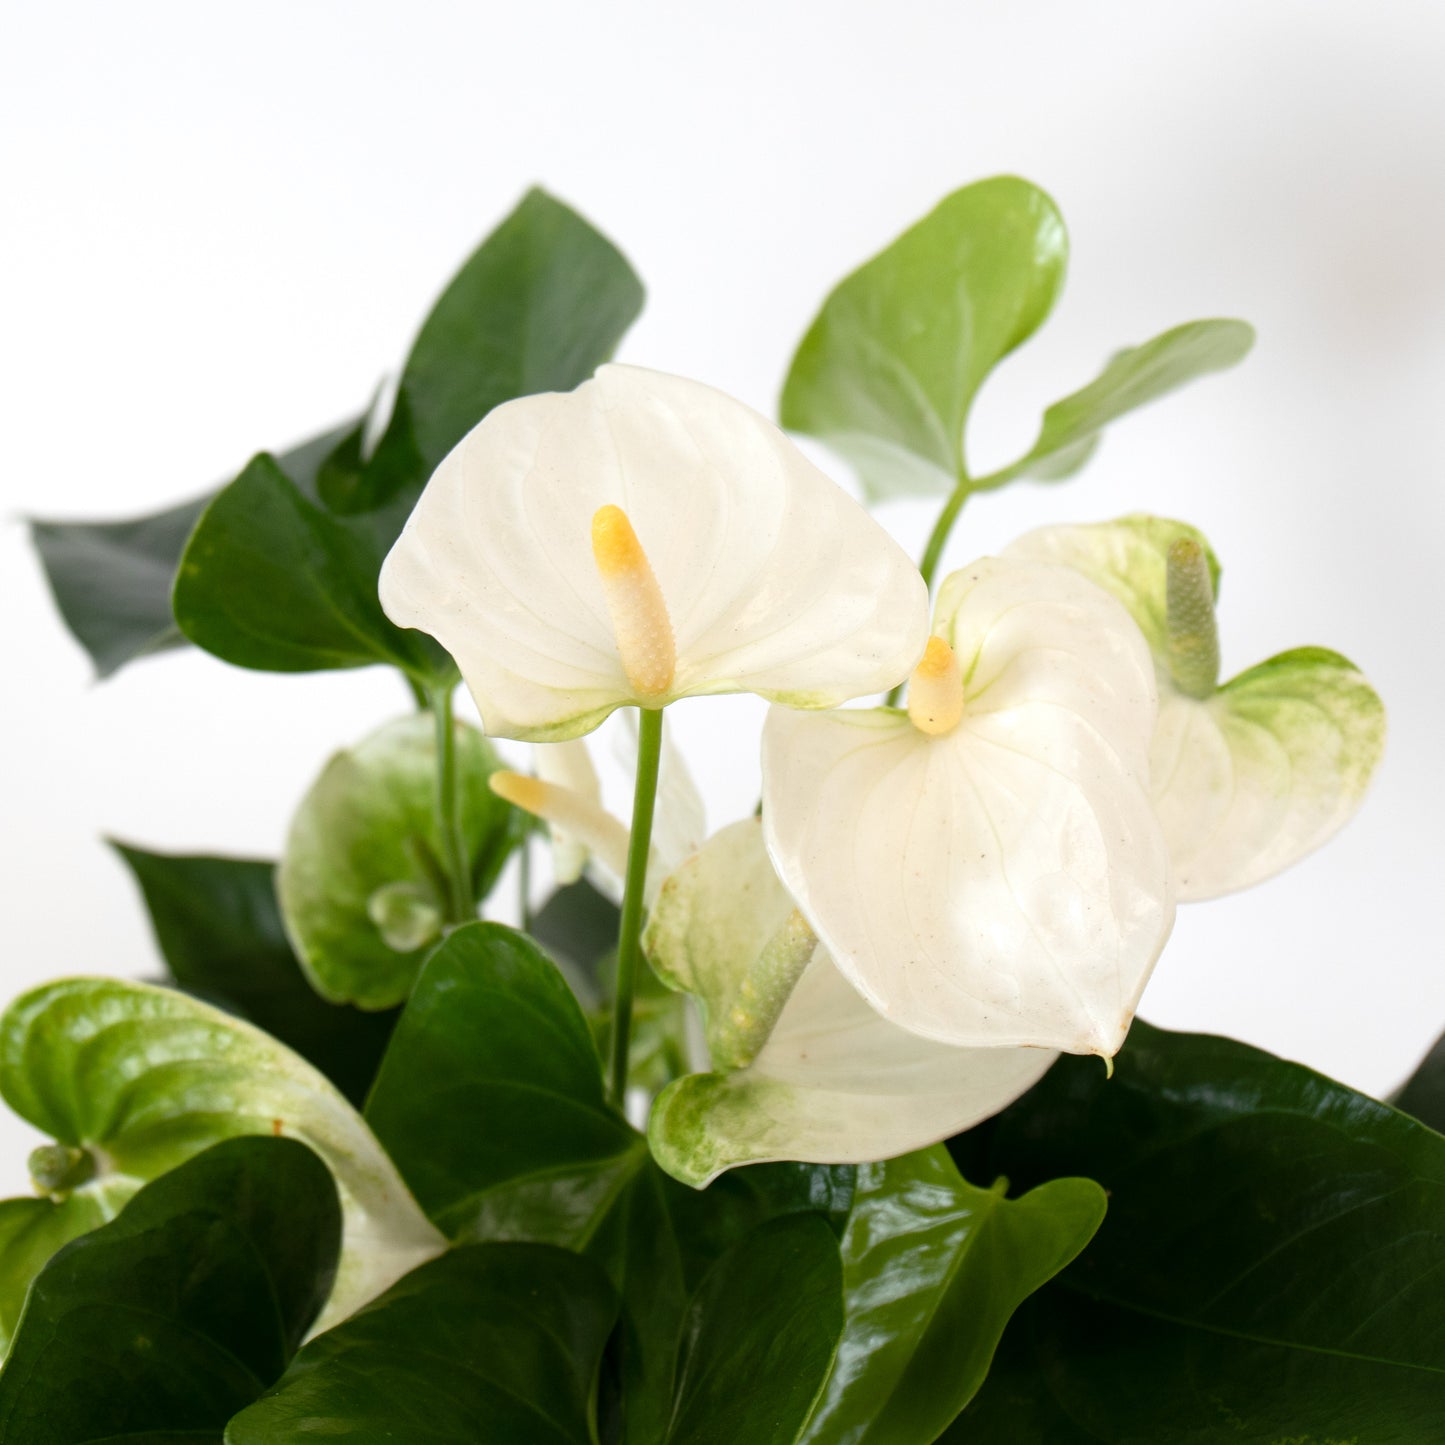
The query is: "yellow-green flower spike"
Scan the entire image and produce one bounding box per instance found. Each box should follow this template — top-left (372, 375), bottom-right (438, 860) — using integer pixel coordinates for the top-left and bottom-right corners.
top-left (906, 636), bottom-right (965, 736)
top-left (1165, 537), bottom-right (1220, 699)
top-left (591, 504), bottom-right (676, 699)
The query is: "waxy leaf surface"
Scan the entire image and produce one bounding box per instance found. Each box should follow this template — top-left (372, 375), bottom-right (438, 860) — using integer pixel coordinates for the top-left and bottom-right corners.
top-left (799, 1146), bottom-right (1104, 1445)
top-left (278, 714), bottom-right (518, 1009)
top-left (363, 921), bottom-right (853, 1445)
top-left (954, 1021), bottom-right (1445, 1438)
top-left (0, 978), bottom-right (444, 1338)
top-left (226, 1243), bottom-right (618, 1445)
top-left (114, 843), bottom-right (397, 1105)
top-left (663, 1214), bottom-right (844, 1445)
top-left (0, 1137), bottom-right (340, 1445)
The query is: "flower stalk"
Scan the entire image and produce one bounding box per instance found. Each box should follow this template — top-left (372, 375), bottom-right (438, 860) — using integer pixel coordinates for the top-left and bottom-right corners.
top-left (429, 683), bottom-right (474, 927)
top-left (609, 705), bottom-right (665, 1104)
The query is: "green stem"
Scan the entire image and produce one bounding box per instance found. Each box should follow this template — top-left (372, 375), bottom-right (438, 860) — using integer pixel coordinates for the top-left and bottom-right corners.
top-left (886, 474), bottom-right (972, 706)
top-left (517, 831), bottom-right (533, 934)
top-left (608, 706), bottom-right (665, 1105)
top-left (429, 684), bottom-right (474, 927)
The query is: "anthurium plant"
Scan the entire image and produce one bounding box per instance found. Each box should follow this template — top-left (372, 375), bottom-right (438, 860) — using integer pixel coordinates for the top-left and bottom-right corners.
top-left (16, 177), bottom-right (1436, 1444)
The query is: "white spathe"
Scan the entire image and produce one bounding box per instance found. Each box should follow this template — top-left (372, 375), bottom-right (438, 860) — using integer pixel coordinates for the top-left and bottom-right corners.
top-left (646, 820), bottom-right (1058, 1188)
top-left (762, 556), bottom-right (1176, 1057)
top-left (1005, 518), bottom-right (1386, 900)
top-left (379, 365), bottom-right (930, 742)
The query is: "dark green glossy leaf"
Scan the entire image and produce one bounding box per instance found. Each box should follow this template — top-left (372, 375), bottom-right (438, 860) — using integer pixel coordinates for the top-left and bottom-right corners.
top-left (29, 419), bottom-right (355, 679)
top-left (363, 921), bottom-right (852, 1445)
top-left (954, 1021), bottom-right (1445, 1440)
top-left (665, 1213), bottom-right (844, 1445)
top-left (979, 319), bottom-right (1255, 490)
top-left (0, 1137), bottom-right (340, 1444)
top-left (953, 1285), bottom-right (1445, 1443)
top-left (226, 1242), bottom-right (617, 1444)
top-left (1395, 1027), bottom-right (1445, 1134)
top-left (323, 187), bottom-right (644, 517)
top-left (799, 1147), bottom-right (1104, 1445)
top-left (0, 1193), bottom-right (115, 1358)
top-left (781, 176), bottom-right (1067, 499)
top-left (111, 842), bottom-right (397, 1105)
top-left (278, 715), bottom-right (519, 1009)
top-left (365, 921), bottom-right (639, 1241)
top-left (173, 452), bottom-right (450, 680)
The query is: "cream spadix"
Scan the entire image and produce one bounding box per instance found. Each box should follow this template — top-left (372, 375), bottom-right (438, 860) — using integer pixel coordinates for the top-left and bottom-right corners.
top-left (1005, 517), bottom-right (1386, 899)
top-left (379, 365), bottom-right (930, 742)
top-left (762, 555), bottom-right (1175, 1057)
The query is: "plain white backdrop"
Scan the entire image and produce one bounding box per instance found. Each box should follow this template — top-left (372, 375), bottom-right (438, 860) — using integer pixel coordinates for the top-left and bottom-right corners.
top-left (3, 1), bottom-right (1444, 1192)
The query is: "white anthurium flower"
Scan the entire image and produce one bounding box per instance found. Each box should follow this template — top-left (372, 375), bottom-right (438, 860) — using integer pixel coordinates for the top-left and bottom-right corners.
top-left (762, 555), bottom-right (1175, 1058)
top-left (496, 716), bottom-right (705, 906)
top-left (645, 819), bottom-right (1058, 1187)
top-left (1004, 516), bottom-right (1386, 900)
top-left (379, 364), bottom-right (930, 742)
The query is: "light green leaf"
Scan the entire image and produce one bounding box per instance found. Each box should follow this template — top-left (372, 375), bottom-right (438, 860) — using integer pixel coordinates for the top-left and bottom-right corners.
top-left (0, 1137), bottom-right (340, 1445)
top-left (981, 320), bottom-right (1255, 490)
top-left (226, 1243), bottom-right (618, 1445)
top-left (0, 978), bottom-right (444, 1339)
top-left (781, 176), bottom-right (1067, 499)
top-left (798, 1147), bottom-right (1104, 1445)
top-left (278, 714), bottom-right (519, 1010)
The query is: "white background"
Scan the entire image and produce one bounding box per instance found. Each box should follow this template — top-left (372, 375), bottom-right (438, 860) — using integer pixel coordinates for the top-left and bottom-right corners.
top-left (3, 1), bottom-right (1443, 1190)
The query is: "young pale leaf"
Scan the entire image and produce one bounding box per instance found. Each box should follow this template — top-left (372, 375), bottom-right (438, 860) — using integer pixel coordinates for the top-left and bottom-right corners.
top-left (113, 843), bottom-right (397, 1105)
top-left (0, 978), bottom-right (444, 1338)
top-left (956, 1021), bottom-right (1445, 1438)
top-left (27, 418), bottom-right (356, 679)
top-left (780, 176), bottom-right (1067, 499)
top-left (0, 1137), bottom-right (340, 1445)
top-left (663, 1214), bottom-right (844, 1445)
top-left (1007, 519), bottom-right (1386, 898)
top-left (798, 1147), bottom-right (1104, 1445)
top-left (1395, 1028), bottom-right (1445, 1134)
top-left (173, 452), bottom-right (452, 681)
top-left (379, 365), bottom-right (929, 742)
top-left (762, 558), bottom-right (1173, 1057)
top-left (981, 320), bottom-right (1255, 490)
top-left (226, 1243), bottom-right (618, 1445)
top-left (278, 715), bottom-right (518, 1010)
top-left (647, 820), bottom-right (1058, 1186)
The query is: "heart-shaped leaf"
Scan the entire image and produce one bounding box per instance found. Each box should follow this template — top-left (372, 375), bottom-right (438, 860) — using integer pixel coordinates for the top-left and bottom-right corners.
top-left (952, 1021), bottom-right (1445, 1439)
top-left (798, 1147), bottom-right (1104, 1445)
top-left (226, 1242), bottom-right (618, 1444)
top-left (173, 452), bottom-right (452, 680)
top-left (113, 843), bottom-right (398, 1105)
top-left (0, 1136), bottom-right (340, 1445)
top-left (278, 715), bottom-right (519, 1009)
top-left (781, 176), bottom-right (1066, 500)
top-left (0, 978), bottom-right (444, 1341)
top-left (28, 419), bottom-right (355, 679)
top-left (364, 922), bottom-right (854, 1444)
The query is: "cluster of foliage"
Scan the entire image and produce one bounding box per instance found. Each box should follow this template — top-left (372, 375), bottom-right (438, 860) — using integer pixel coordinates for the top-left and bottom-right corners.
top-left (15, 180), bottom-right (1444, 1442)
